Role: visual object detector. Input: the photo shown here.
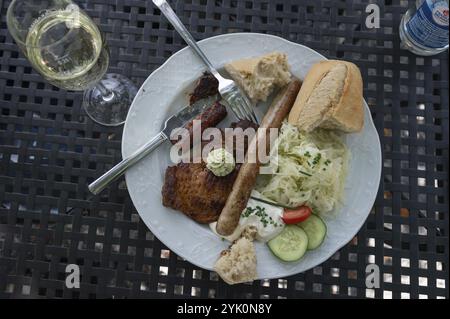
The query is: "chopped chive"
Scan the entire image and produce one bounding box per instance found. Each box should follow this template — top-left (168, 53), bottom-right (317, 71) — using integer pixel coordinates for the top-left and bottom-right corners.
top-left (299, 170), bottom-right (312, 177)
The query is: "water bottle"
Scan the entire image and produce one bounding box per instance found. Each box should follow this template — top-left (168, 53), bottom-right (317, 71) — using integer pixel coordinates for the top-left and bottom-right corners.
top-left (399, 0), bottom-right (449, 56)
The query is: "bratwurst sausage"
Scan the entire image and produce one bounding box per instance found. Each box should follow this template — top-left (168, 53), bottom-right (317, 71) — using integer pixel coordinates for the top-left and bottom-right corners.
top-left (216, 79), bottom-right (302, 236)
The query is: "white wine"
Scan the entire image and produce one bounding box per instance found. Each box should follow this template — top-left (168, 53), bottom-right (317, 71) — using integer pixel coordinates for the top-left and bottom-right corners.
top-left (25, 9), bottom-right (109, 90)
top-left (7, 0), bottom-right (137, 125)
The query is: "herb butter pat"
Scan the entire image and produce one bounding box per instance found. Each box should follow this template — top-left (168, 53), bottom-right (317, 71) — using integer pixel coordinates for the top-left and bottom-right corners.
top-left (206, 148), bottom-right (235, 177)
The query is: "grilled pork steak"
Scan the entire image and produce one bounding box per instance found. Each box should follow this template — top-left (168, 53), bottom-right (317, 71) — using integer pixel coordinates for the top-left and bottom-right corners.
top-left (162, 162), bottom-right (240, 223)
top-left (162, 120), bottom-right (258, 223)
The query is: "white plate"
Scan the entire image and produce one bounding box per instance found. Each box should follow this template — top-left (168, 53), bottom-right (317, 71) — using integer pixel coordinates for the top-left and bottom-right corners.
top-left (122, 33), bottom-right (382, 280)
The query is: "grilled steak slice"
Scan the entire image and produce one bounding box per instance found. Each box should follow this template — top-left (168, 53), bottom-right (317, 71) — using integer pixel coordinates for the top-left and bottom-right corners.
top-left (170, 101), bottom-right (227, 146)
top-left (189, 72), bottom-right (219, 105)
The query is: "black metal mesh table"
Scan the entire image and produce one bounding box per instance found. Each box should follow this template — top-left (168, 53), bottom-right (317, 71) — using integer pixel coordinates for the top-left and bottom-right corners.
top-left (0, 0), bottom-right (448, 299)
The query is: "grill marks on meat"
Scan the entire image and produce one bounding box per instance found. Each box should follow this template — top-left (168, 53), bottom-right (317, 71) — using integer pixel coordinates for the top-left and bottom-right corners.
top-left (189, 72), bottom-right (219, 105)
top-left (162, 163), bottom-right (240, 223)
top-left (162, 120), bottom-right (258, 223)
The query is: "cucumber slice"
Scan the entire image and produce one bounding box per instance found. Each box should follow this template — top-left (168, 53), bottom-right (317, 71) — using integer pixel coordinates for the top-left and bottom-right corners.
top-left (267, 225), bottom-right (308, 262)
top-left (298, 214), bottom-right (327, 250)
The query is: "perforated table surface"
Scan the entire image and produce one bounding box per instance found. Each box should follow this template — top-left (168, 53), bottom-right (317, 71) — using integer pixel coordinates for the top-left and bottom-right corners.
top-left (0, 0), bottom-right (448, 299)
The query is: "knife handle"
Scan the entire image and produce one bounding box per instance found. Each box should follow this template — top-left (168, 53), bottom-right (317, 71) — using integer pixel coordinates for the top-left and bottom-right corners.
top-left (88, 132), bottom-right (167, 195)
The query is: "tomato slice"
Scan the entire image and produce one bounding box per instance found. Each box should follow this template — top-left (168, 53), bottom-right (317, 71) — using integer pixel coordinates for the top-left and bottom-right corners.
top-left (282, 206), bottom-right (312, 224)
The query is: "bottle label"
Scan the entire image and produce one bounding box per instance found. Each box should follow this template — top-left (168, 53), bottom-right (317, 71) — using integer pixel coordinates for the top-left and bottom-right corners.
top-left (406, 0), bottom-right (449, 49)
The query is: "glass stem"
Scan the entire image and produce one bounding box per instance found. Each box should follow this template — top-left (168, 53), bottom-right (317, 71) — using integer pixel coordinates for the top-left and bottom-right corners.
top-left (96, 81), bottom-right (115, 101)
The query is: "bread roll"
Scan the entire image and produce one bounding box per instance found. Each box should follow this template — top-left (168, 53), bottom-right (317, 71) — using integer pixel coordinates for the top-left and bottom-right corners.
top-left (288, 60), bottom-right (364, 133)
top-left (224, 52), bottom-right (291, 104)
top-left (213, 227), bottom-right (257, 285)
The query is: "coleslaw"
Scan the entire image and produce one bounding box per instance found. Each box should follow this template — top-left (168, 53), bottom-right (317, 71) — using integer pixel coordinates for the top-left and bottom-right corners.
top-left (256, 122), bottom-right (350, 214)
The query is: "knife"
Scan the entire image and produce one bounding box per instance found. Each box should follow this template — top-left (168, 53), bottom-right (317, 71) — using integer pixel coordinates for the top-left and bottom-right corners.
top-left (88, 95), bottom-right (218, 195)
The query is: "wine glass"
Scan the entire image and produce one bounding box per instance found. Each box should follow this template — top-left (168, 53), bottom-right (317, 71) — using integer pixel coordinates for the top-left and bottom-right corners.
top-left (6, 0), bottom-right (138, 126)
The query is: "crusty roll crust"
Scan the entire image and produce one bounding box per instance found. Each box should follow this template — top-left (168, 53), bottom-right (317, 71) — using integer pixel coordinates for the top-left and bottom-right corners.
top-left (288, 60), bottom-right (364, 133)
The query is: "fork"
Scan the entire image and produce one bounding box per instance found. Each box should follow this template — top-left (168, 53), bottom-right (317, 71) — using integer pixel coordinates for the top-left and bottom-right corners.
top-left (153, 0), bottom-right (259, 124)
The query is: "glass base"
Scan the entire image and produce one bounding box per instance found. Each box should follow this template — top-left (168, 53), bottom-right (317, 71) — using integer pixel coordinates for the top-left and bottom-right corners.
top-left (83, 73), bottom-right (138, 126)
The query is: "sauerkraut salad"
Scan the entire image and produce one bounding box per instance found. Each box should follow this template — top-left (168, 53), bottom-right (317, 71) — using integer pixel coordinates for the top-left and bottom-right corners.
top-left (256, 122), bottom-right (349, 215)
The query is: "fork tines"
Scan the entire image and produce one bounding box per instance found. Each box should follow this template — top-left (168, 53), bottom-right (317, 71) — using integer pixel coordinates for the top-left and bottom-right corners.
top-left (223, 87), bottom-right (259, 124)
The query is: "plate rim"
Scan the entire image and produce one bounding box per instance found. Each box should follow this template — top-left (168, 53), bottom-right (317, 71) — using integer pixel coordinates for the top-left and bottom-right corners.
top-left (122, 32), bottom-right (382, 279)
